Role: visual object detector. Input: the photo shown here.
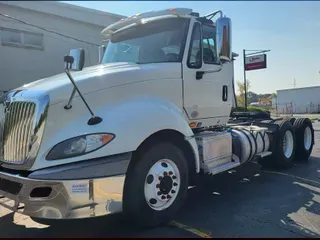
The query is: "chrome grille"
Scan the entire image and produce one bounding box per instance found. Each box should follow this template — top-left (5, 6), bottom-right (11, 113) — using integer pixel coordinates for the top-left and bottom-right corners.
top-left (0, 90), bottom-right (49, 168)
top-left (2, 102), bottom-right (36, 163)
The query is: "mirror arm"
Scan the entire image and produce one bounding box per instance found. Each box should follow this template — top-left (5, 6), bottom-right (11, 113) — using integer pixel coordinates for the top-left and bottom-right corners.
top-left (64, 56), bottom-right (76, 110)
top-left (204, 10), bottom-right (223, 20)
top-left (64, 87), bottom-right (76, 110)
top-left (63, 55), bottom-right (103, 125)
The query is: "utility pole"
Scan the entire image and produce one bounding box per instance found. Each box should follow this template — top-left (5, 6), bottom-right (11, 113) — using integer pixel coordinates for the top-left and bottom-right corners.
top-left (243, 49), bottom-right (247, 111)
top-left (243, 49), bottom-right (270, 111)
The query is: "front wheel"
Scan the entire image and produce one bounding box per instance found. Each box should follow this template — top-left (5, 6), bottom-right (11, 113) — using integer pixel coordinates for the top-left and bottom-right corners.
top-left (123, 142), bottom-right (189, 228)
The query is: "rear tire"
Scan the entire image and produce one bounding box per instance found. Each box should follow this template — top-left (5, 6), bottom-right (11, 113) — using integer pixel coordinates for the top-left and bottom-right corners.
top-left (293, 118), bottom-right (314, 161)
top-left (261, 120), bottom-right (273, 123)
top-left (123, 142), bottom-right (189, 228)
top-left (283, 117), bottom-right (296, 125)
top-left (259, 120), bottom-right (296, 169)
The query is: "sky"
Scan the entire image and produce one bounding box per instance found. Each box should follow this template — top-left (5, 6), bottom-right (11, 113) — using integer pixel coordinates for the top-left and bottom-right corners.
top-left (63, 1), bottom-right (320, 94)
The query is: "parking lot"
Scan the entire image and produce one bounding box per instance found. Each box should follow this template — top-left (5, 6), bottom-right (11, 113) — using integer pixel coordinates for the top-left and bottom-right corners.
top-left (0, 123), bottom-right (319, 237)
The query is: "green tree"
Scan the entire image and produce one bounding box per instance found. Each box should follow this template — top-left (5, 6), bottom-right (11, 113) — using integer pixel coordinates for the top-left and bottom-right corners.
top-left (236, 80), bottom-right (251, 107)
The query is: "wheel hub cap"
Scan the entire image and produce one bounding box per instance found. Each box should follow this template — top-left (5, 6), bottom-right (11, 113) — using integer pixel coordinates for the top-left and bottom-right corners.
top-left (159, 176), bottom-right (173, 194)
top-left (144, 159), bottom-right (180, 211)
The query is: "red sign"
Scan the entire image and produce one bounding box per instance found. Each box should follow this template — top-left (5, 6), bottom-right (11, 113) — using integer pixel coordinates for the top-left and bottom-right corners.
top-left (245, 54), bottom-right (267, 71)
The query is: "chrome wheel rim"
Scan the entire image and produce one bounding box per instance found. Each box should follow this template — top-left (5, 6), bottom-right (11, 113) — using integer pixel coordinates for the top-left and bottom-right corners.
top-left (283, 130), bottom-right (294, 158)
top-left (304, 126), bottom-right (312, 151)
top-left (144, 158), bottom-right (180, 211)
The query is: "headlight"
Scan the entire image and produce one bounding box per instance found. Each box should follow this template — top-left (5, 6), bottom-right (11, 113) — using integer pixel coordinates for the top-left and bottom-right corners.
top-left (46, 133), bottom-right (115, 160)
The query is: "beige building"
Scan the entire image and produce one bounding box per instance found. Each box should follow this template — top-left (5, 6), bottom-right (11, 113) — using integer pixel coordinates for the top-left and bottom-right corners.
top-left (0, 1), bottom-right (125, 93)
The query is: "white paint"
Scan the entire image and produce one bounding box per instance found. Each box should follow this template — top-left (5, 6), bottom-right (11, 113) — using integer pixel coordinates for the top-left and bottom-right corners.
top-left (2, 12), bottom-right (239, 174)
top-left (19, 62), bottom-right (199, 171)
top-left (182, 18), bottom-right (233, 125)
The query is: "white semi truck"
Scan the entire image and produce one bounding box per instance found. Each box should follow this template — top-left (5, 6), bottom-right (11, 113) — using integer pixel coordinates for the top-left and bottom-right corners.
top-left (0, 8), bottom-right (315, 228)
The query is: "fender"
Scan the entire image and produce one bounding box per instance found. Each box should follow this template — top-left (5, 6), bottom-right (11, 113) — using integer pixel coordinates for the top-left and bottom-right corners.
top-left (32, 96), bottom-right (200, 171)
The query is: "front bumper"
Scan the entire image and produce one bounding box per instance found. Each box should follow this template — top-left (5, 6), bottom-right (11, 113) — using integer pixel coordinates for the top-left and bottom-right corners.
top-left (0, 153), bottom-right (130, 219)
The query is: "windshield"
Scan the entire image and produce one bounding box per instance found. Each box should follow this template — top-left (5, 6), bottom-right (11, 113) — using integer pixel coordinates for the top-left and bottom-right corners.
top-left (102, 18), bottom-right (190, 64)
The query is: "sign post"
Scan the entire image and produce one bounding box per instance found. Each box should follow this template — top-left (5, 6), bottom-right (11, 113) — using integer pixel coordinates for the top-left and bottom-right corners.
top-left (243, 49), bottom-right (270, 111)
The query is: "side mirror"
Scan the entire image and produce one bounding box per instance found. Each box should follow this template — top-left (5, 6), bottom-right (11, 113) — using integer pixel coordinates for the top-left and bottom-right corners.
top-left (69, 49), bottom-right (85, 71)
top-left (216, 16), bottom-right (232, 63)
top-left (98, 45), bottom-right (106, 64)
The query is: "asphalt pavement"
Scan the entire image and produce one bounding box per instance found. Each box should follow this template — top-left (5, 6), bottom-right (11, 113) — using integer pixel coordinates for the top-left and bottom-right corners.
top-left (0, 124), bottom-right (319, 237)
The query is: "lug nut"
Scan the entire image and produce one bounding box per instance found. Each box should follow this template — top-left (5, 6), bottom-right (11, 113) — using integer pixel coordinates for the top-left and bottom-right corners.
top-left (171, 190), bottom-right (176, 194)
top-left (173, 182), bottom-right (178, 186)
top-left (169, 171), bottom-right (173, 175)
top-left (167, 195), bottom-right (171, 199)
top-left (172, 176), bottom-right (177, 179)
top-left (163, 172), bottom-right (168, 176)
top-left (156, 184), bottom-right (160, 188)
top-left (161, 195), bottom-right (166, 200)
top-left (157, 191), bottom-right (161, 196)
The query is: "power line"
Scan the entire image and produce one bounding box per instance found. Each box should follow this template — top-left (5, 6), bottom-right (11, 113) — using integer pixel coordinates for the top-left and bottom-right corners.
top-left (0, 12), bottom-right (100, 47)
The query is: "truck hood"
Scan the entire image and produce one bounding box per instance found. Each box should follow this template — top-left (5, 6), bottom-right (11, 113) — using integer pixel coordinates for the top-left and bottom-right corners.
top-left (18, 62), bottom-right (181, 105)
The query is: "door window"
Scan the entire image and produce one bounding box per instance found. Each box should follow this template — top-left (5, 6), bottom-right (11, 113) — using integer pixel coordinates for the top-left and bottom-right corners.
top-left (187, 22), bottom-right (202, 69)
top-left (202, 24), bottom-right (218, 65)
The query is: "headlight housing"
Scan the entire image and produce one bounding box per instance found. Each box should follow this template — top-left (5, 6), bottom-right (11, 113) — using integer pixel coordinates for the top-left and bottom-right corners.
top-left (46, 133), bottom-right (115, 160)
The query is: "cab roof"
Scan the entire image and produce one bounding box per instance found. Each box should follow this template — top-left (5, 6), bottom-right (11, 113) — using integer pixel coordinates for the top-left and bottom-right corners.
top-left (101, 8), bottom-right (195, 39)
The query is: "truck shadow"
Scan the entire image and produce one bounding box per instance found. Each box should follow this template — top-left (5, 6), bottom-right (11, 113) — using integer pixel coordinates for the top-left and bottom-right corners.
top-left (176, 156), bottom-right (320, 237)
top-left (0, 157), bottom-right (319, 237)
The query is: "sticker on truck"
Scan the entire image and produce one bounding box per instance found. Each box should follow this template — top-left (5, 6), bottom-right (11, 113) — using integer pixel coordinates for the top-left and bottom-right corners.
top-left (71, 183), bottom-right (89, 194)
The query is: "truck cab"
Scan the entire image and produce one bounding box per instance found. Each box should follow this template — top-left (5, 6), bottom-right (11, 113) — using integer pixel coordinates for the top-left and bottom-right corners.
top-left (0, 8), bottom-right (314, 228)
top-left (100, 8), bottom-right (234, 127)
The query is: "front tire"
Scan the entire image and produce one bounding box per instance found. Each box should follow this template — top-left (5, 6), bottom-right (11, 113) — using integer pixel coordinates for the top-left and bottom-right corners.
top-left (123, 142), bottom-right (189, 228)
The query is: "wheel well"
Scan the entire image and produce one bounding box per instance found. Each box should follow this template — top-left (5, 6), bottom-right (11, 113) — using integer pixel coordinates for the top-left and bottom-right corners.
top-left (129, 129), bottom-right (197, 184)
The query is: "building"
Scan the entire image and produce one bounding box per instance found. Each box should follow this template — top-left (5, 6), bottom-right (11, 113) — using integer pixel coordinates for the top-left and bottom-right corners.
top-left (276, 86), bottom-right (320, 114)
top-left (0, 1), bottom-right (125, 93)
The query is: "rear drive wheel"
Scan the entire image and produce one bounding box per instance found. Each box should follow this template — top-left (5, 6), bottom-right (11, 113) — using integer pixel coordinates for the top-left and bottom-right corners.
top-left (123, 142), bottom-right (189, 228)
top-left (293, 118), bottom-right (314, 160)
top-left (261, 119), bottom-right (273, 123)
top-left (283, 117), bottom-right (296, 125)
top-left (259, 120), bottom-right (296, 169)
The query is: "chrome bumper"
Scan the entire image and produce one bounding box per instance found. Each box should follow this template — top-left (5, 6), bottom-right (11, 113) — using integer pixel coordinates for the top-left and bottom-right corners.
top-left (0, 153), bottom-right (130, 219)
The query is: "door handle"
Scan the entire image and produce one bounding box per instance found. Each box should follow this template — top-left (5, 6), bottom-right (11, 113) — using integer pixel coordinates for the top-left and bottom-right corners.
top-left (222, 85), bottom-right (228, 101)
top-left (196, 67), bottom-right (222, 80)
top-left (196, 71), bottom-right (204, 80)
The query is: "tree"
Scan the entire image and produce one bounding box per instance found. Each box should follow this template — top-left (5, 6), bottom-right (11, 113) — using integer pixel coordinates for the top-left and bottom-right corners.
top-left (236, 80), bottom-right (251, 107)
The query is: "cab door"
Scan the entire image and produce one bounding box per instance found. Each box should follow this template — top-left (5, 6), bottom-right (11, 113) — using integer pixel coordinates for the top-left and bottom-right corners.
top-left (182, 20), bottom-right (231, 124)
